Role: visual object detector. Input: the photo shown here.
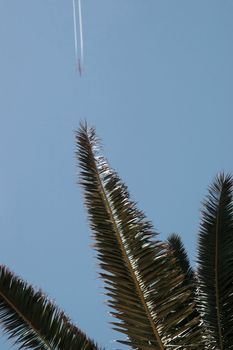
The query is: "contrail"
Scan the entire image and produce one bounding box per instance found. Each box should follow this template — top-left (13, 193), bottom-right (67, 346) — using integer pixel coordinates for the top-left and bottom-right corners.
top-left (72, 0), bottom-right (78, 62)
top-left (78, 0), bottom-right (84, 65)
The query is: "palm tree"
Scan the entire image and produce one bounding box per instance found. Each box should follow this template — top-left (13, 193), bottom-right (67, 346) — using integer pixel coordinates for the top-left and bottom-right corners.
top-left (0, 123), bottom-right (232, 349)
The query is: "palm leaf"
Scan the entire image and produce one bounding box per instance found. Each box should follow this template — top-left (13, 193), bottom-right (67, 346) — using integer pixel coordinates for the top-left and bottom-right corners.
top-left (167, 234), bottom-right (194, 284)
top-left (197, 173), bottom-right (233, 349)
top-left (167, 234), bottom-right (201, 337)
top-left (0, 265), bottom-right (100, 350)
top-left (76, 123), bottom-right (204, 350)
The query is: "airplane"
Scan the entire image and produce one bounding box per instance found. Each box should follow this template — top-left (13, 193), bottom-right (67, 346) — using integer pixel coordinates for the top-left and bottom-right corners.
top-left (78, 58), bottom-right (82, 76)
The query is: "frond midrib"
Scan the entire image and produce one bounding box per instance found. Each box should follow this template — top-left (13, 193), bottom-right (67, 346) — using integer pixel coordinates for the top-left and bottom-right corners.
top-left (215, 195), bottom-right (223, 350)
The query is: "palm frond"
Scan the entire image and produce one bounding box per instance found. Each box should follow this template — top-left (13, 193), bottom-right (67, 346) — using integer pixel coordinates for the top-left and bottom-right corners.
top-left (167, 234), bottom-right (201, 340)
top-left (76, 123), bottom-right (204, 350)
top-left (197, 173), bottom-right (233, 349)
top-left (0, 265), bottom-right (100, 350)
top-left (167, 234), bottom-right (194, 284)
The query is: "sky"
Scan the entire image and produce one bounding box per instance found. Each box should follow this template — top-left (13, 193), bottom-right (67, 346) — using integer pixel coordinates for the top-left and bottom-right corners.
top-left (0, 1), bottom-right (233, 349)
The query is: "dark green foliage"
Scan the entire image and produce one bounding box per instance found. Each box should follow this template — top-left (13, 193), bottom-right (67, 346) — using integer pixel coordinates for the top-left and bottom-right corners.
top-left (167, 233), bottom-right (195, 284)
top-left (0, 123), bottom-right (232, 350)
top-left (76, 124), bottom-right (203, 350)
top-left (197, 174), bottom-right (233, 349)
top-left (0, 266), bottom-right (100, 350)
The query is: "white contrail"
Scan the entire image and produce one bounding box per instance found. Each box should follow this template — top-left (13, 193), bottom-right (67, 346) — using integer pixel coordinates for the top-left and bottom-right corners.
top-left (72, 0), bottom-right (78, 62)
top-left (78, 0), bottom-right (84, 64)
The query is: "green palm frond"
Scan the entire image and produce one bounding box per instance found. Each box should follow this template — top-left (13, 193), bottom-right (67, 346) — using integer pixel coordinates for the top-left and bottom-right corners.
top-left (167, 234), bottom-right (194, 284)
top-left (167, 234), bottom-right (201, 339)
top-left (76, 123), bottom-right (204, 350)
top-left (197, 173), bottom-right (233, 349)
top-left (0, 265), bottom-right (100, 350)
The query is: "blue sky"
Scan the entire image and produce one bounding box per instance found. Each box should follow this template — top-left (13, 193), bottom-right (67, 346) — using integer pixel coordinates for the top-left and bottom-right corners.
top-left (0, 1), bottom-right (233, 349)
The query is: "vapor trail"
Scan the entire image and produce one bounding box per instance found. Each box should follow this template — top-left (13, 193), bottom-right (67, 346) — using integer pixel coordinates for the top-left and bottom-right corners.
top-left (78, 0), bottom-right (84, 64)
top-left (72, 0), bottom-right (78, 62)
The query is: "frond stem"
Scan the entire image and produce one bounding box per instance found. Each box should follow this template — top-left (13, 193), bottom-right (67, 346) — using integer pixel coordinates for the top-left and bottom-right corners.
top-left (215, 203), bottom-right (223, 350)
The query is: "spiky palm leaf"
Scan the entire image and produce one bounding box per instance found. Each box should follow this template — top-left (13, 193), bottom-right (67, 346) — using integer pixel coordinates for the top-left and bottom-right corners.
top-left (167, 234), bottom-right (194, 284)
top-left (197, 173), bottom-right (233, 349)
top-left (167, 234), bottom-right (201, 338)
top-left (0, 265), bottom-right (100, 350)
top-left (76, 123), bottom-right (204, 350)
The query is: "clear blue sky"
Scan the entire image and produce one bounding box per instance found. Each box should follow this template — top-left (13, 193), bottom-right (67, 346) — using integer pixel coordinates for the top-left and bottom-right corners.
top-left (0, 1), bottom-right (233, 349)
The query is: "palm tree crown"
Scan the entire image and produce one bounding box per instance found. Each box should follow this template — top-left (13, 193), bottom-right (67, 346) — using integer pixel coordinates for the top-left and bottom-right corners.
top-left (0, 123), bottom-right (232, 350)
